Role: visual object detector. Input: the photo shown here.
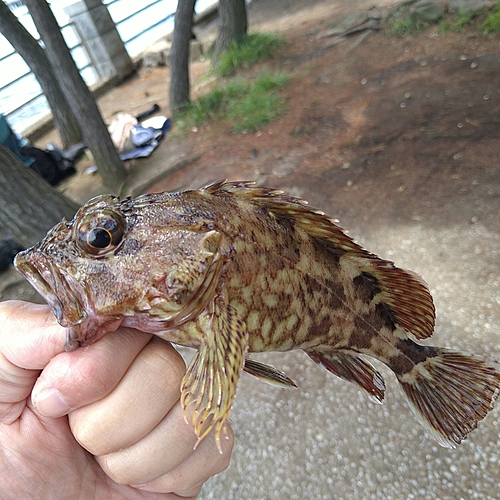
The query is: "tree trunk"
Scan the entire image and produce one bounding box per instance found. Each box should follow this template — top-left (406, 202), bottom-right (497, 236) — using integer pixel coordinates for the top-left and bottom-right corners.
top-left (0, 2), bottom-right (82, 148)
top-left (169, 0), bottom-right (196, 117)
top-left (213, 0), bottom-right (248, 63)
top-left (24, 0), bottom-right (126, 191)
top-left (0, 144), bottom-right (79, 248)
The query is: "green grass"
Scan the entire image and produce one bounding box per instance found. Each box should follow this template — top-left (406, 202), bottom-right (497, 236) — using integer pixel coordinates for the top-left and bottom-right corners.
top-left (386, 15), bottom-right (432, 35)
top-left (215, 32), bottom-right (286, 77)
top-left (439, 8), bottom-right (479, 33)
top-left (387, 3), bottom-right (500, 36)
top-left (385, 9), bottom-right (433, 35)
top-left (176, 72), bottom-right (289, 133)
top-left (455, 8), bottom-right (478, 29)
top-left (174, 32), bottom-right (288, 135)
top-left (482, 3), bottom-right (500, 34)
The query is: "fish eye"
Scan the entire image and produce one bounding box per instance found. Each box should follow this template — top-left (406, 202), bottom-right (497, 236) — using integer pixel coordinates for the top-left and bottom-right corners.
top-left (87, 227), bottom-right (112, 249)
top-left (76, 210), bottom-right (125, 256)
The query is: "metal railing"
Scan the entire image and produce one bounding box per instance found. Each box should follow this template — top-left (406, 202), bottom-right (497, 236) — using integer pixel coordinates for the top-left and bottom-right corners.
top-left (0, 5), bottom-right (95, 132)
top-left (105, 0), bottom-right (175, 43)
top-left (105, 0), bottom-right (176, 58)
top-left (0, 30), bottom-right (93, 117)
top-left (0, 0), bottom-right (178, 133)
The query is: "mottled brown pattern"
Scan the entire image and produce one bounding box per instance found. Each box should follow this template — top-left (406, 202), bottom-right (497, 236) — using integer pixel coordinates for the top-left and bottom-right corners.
top-left (14, 180), bottom-right (432, 355)
top-left (116, 237), bottom-right (142, 256)
top-left (374, 303), bottom-right (396, 331)
top-left (348, 324), bottom-right (374, 351)
top-left (389, 340), bottom-right (439, 375)
top-left (353, 272), bottom-right (381, 303)
top-left (15, 180), bottom-right (500, 450)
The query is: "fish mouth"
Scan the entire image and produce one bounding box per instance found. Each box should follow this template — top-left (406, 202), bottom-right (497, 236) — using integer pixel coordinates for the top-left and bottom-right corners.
top-left (15, 248), bottom-right (124, 351)
top-left (14, 248), bottom-right (87, 329)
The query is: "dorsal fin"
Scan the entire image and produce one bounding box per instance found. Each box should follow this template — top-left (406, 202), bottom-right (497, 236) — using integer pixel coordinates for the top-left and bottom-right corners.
top-left (200, 180), bottom-right (367, 255)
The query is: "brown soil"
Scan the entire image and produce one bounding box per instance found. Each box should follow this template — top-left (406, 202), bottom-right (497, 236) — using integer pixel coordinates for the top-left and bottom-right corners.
top-left (145, 0), bottom-right (500, 236)
top-left (4, 0), bottom-right (500, 300)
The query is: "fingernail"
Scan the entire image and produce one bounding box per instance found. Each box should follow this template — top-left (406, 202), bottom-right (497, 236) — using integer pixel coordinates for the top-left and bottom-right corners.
top-left (32, 388), bottom-right (71, 417)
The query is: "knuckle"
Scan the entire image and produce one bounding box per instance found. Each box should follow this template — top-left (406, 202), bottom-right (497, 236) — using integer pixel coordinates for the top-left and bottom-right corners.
top-left (60, 358), bottom-right (111, 408)
top-left (96, 452), bottom-right (144, 484)
top-left (147, 339), bottom-right (186, 386)
top-left (70, 412), bottom-right (109, 455)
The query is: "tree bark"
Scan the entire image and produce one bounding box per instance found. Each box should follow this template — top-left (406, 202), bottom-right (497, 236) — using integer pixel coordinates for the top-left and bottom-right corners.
top-left (0, 2), bottom-right (82, 148)
top-left (24, 0), bottom-right (126, 191)
top-left (0, 144), bottom-right (79, 248)
top-left (213, 0), bottom-right (248, 63)
top-left (169, 0), bottom-right (196, 117)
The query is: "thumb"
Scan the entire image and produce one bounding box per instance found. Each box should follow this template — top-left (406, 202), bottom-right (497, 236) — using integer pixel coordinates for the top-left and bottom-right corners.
top-left (0, 300), bottom-right (66, 422)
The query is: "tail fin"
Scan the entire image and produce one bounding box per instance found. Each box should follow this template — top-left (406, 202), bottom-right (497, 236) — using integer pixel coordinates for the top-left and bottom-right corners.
top-left (397, 349), bottom-right (500, 448)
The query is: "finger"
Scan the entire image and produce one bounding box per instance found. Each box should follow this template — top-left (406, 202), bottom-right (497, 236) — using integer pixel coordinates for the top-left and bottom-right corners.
top-left (32, 327), bottom-right (153, 418)
top-left (97, 402), bottom-right (232, 486)
top-left (133, 425), bottom-right (234, 496)
top-left (69, 338), bottom-right (186, 456)
top-left (0, 301), bottom-right (65, 369)
top-left (0, 301), bottom-right (66, 422)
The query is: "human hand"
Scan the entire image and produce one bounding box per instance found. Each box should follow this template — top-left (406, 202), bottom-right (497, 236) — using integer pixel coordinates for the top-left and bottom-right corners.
top-left (0, 300), bottom-right (233, 500)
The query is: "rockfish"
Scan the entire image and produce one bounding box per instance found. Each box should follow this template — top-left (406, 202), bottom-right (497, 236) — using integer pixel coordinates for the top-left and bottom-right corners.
top-left (14, 180), bottom-right (500, 451)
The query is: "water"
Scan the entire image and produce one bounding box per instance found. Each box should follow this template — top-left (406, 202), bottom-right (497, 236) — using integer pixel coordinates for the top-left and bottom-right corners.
top-left (0, 0), bottom-right (215, 134)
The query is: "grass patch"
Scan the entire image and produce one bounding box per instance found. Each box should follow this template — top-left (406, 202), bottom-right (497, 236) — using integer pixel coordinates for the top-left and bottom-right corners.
top-left (215, 32), bottom-right (286, 77)
top-left (482, 3), bottom-right (500, 34)
top-left (388, 16), bottom-right (431, 35)
top-left (177, 72), bottom-right (289, 133)
top-left (387, 3), bottom-right (500, 36)
top-left (385, 8), bottom-right (435, 35)
top-left (439, 7), bottom-right (480, 33)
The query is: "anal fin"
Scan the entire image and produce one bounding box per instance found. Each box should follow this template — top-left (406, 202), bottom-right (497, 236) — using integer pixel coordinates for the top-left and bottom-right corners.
top-left (307, 350), bottom-right (386, 403)
top-left (180, 298), bottom-right (248, 452)
top-left (243, 358), bottom-right (297, 388)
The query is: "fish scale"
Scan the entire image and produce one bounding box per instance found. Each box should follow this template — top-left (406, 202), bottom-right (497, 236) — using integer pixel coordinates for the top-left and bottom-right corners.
top-left (14, 179), bottom-right (500, 452)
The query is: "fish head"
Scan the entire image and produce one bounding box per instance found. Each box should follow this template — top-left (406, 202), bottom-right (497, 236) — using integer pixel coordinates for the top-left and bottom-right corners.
top-left (14, 193), bottom-right (223, 351)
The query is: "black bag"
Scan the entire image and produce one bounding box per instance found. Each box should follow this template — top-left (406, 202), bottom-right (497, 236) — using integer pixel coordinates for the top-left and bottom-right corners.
top-left (19, 145), bottom-right (76, 185)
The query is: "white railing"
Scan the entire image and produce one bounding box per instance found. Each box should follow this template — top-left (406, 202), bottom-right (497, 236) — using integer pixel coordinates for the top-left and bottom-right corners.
top-left (0, 3), bottom-right (96, 133)
top-left (0, 0), bottom-right (187, 134)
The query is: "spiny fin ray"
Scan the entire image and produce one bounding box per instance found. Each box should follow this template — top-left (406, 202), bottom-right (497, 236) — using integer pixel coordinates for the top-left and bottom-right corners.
top-left (180, 298), bottom-right (248, 453)
top-left (307, 350), bottom-right (386, 403)
top-left (243, 358), bottom-right (297, 388)
top-left (200, 180), bottom-right (364, 255)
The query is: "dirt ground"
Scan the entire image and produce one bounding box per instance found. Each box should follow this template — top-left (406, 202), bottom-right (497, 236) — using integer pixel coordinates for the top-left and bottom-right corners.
top-left (3, 1), bottom-right (500, 498)
top-left (43, 0), bottom-right (500, 234)
top-left (153, 0), bottom-right (500, 236)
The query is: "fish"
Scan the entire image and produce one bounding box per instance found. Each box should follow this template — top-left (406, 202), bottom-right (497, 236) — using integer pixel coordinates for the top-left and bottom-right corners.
top-left (14, 180), bottom-right (500, 451)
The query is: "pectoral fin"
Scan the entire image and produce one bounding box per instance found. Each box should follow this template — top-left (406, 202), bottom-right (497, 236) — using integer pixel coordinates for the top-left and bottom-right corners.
top-left (307, 350), bottom-right (386, 403)
top-left (180, 298), bottom-right (249, 452)
top-left (243, 358), bottom-right (297, 388)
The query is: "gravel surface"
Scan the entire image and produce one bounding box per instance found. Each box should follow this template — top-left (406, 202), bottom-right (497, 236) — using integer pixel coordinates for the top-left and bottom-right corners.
top-left (199, 216), bottom-right (500, 500)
